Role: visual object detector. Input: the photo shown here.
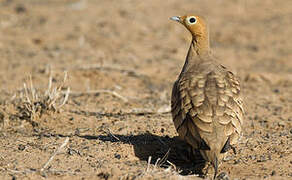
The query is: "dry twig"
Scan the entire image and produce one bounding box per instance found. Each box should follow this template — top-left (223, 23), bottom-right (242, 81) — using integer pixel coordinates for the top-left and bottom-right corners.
top-left (69, 107), bottom-right (170, 118)
top-left (156, 148), bottom-right (171, 167)
top-left (0, 167), bottom-right (35, 174)
top-left (64, 90), bottom-right (128, 102)
top-left (75, 64), bottom-right (144, 78)
top-left (107, 128), bottom-right (121, 141)
top-left (40, 137), bottom-right (69, 172)
top-left (137, 153), bottom-right (182, 179)
top-left (146, 156), bottom-right (152, 172)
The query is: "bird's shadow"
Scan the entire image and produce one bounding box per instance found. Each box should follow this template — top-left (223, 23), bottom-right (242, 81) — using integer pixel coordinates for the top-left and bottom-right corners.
top-left (78, 132), bottom-right (206, 176)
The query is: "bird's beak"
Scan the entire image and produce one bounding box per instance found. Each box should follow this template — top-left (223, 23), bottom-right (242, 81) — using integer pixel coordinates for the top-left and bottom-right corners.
top-left (170, 16), bottom-right (181, 23)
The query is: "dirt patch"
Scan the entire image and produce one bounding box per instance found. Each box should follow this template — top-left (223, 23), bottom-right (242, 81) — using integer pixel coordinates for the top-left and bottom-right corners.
top-left (0, 0), bottom-right (291, 179)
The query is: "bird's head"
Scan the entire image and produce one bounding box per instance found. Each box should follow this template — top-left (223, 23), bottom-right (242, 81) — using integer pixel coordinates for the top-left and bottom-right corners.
top-left (170, 15), bottom-right (208, 39)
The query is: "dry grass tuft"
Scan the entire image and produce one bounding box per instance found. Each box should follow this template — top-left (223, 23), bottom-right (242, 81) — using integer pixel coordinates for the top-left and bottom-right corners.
top-left (13, 72), bottom-right (70, 125)
top-left (132, 152), bottom-right (200, 180)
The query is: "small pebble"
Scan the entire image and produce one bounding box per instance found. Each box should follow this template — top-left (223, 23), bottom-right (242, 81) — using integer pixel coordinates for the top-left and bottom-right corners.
top-left (114, 153), bottom-right (121, 159)
top-left (234, 159), bottom-right (241, 164)
top-left (18, 144), bottom-right (26, 151)
top-left (273, 89), bottom-right (279, 93)
top-left (271, 170), bottom-right (276, 176)
top-left (217, 172), bottom-right (229, 180)
top-left (67, 148), bottom-right (76, 155)
top-left (223, 155), bottom-right (234, 161)
top-left (257, 155), bottom-right (267, 162)
top-left (249, 155), bottom-right (256, 160)
top-left (15, 4), bottom-right (26, 13)
top-left (278, 121), bottom-right (285, 127)
top-left (97, 172), bottom-right (110, 179)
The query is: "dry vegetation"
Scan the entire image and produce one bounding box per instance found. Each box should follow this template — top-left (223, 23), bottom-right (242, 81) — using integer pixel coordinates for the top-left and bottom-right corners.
top-left (0, 71), bottom-right (69, 128)
top-left (0, 0), bottom-right (291, 180)
top-left (16, 72), bottom-right (69, 124)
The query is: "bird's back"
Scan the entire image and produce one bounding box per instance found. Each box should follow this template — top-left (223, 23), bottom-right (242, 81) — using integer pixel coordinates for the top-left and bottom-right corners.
top-left (171, 58), bottom-right (244, 160)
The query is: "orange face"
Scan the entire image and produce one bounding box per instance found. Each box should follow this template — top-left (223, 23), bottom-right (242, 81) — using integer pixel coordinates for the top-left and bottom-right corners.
top-left (170, 15), bottom-right (208, 38)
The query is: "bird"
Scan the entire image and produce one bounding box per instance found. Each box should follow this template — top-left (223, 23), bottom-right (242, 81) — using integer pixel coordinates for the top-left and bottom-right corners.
top-left (170, 15), bottom-right (244, 179)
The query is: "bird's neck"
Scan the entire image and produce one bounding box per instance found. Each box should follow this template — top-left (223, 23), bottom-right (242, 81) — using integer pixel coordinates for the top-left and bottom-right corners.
top-left (186, 36), bottom-right (211, 64)
top-left (192, 35), bottom-right (210, 56)
top-left (179, 36), bottom-right (211, 76)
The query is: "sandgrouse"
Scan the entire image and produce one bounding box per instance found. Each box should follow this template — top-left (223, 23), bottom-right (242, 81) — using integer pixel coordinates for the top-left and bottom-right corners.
top-left (170, 15), bottom-right (244, 179)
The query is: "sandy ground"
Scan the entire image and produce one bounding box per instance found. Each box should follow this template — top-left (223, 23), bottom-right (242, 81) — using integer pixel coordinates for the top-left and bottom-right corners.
top-left (0, 0), bottom-right (291, 179)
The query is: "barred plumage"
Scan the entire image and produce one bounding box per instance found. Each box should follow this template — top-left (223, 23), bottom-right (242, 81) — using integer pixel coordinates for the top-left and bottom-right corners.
top-left (170, 15), bottom-right (244, 179)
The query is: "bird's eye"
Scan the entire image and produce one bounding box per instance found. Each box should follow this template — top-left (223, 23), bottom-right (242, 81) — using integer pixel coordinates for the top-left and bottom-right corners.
top-left (188, 16), bottom-right (197, 24)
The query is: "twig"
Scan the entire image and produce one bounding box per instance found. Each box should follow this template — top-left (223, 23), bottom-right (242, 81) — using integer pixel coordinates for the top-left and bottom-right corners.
top-left (58, 87), bottom-right (70, 108)
top-left (0, 167), bottom-right (35, 174)
top-left (166, 160), bottom-right (177, 171)
top-left (23, 83), bottom-right (31, 104)
top-left (146, 156), bottom-right (152, 172)
top-left (63, 90), bottom-right (128, 102)
top-left (127, 108), bottom-right (170, 115)
top-left (29, 75), bottom-right (37, 102)
top-left (69, 108), bottom-right (170, 118)
top-left (157, 148), bottom-right (171, 167)
top-left (75, 64), bottom-right (144, 78)
top-left (45, 168), bottom-right (76, 175)
top-left (153, 148), bottom-right (171, 171)
top-left (154, 158), bottom-right (161, 170)
top-left (107, 128), bottom-right (121, 142)
top-left (40, 137), bottom-right (69, 172)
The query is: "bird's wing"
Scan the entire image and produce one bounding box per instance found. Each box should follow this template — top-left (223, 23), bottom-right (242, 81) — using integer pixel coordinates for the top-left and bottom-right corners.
top-left (171, 73), bottom-right (213, 150)
top-left (171, 66), bottom-right (244, 150)
top-left (217, 70), bottom-right (244, 145)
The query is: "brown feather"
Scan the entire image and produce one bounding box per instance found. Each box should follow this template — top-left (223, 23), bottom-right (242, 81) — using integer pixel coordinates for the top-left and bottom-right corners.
top-left (170, 14), bottom-right (244, 179)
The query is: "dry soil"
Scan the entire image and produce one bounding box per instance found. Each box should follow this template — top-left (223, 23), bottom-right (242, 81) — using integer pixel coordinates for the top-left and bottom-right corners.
top-left (0, 0), bottom-right (291, 179)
